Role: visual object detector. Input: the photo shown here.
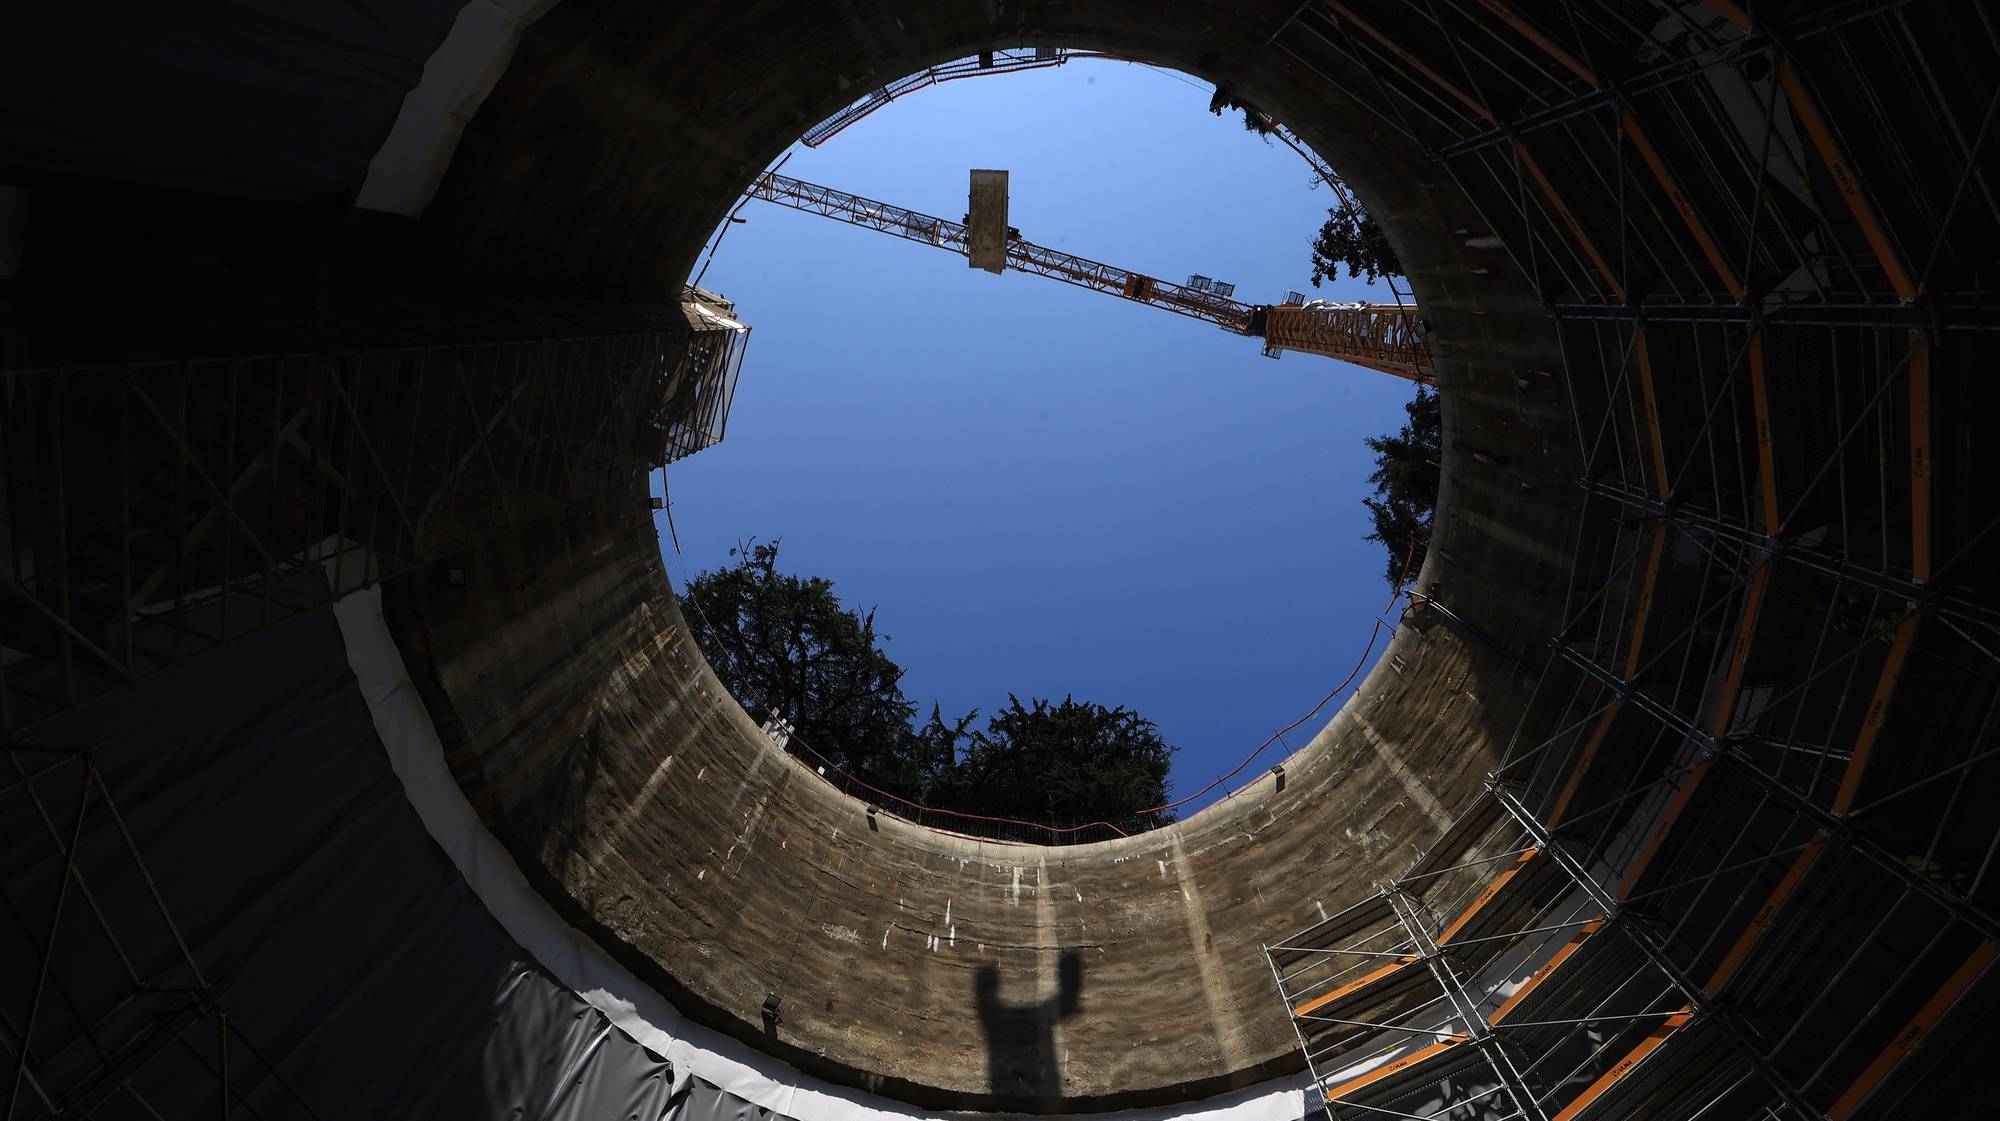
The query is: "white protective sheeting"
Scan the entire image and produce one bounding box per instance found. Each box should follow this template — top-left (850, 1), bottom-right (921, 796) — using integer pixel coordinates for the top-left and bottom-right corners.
top-left (332, 584), bottom-right (1313, 1121)
top-left (356, 0), bottom-right (565, 216)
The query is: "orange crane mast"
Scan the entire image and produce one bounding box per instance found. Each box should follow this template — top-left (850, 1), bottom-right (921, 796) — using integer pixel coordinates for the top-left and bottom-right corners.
top-left (742, 171), bottom-right (1434, 385)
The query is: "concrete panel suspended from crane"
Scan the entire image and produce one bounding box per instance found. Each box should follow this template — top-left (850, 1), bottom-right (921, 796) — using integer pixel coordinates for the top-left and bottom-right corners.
top-left (966, 169), bottom-right (1010, 273)
top-left (741, 170), bottom-right (1434, 384)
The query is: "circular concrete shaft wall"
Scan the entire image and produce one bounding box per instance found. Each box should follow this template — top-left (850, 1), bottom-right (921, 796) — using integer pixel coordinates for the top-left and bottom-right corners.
top-left (391, 0), bottom-right (1577, 1112)
top-left (9, 2), bottom-right (1996, 1120)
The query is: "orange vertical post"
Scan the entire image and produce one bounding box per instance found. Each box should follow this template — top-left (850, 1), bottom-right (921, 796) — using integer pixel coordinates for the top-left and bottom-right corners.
top-left (1826, 943), bottom-right (1998, 1119)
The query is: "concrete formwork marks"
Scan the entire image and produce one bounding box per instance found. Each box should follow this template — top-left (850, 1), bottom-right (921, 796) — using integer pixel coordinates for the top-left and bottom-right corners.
top-left (1354, 713), bottom-right (1455, 831)
top-left (588, 752), bottom-right (676, 881)
top-left (726, 764), bottom-right (785, 876)
top-left (1168, 834), bottom-right (1255, 1071)
top-left (1035, 855), bottom-right (1065, 1095)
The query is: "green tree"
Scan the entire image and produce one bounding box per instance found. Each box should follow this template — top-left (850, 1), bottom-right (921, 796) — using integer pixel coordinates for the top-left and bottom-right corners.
top-left (680, 545), bottom-right (1180, 836)
top-left (1310, 205), bottom-right (1402, 288)
top-left (939, 696), bottom-right (1176, 834)
top-left (903, 703), bottom-right (980, 803)
top-left (679, 541), bottom-right (918, 789)
top-left (1362, 386), bottom-right (1442, 588)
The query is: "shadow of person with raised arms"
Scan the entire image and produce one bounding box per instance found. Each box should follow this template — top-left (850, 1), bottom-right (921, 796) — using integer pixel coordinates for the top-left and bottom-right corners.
top-left (974, 950), bottom-right (1083, 1104)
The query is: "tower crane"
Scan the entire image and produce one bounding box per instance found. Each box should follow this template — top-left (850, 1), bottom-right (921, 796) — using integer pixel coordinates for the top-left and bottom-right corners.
top-left (742, 171), bottom-right (1435, 384)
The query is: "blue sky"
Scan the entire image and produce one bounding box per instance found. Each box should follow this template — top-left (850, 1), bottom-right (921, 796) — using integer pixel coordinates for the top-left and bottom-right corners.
top-left (657, 59), bottom-right (1414, 816)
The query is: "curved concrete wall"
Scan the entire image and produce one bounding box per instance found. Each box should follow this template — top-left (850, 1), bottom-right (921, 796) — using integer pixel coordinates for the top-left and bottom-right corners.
top-left (11, 2), bottom-right (1998, 1120)
top-left (384, 0), bottom-right (1580, 1111)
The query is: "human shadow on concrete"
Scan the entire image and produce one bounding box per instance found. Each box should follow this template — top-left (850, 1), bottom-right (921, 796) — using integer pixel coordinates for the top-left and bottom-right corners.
top-left (974, 950), bottom-right (1083, 1103)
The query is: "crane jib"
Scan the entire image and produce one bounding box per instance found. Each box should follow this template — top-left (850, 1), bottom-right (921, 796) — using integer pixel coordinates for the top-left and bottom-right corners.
top-left (743, 171), bottom-right (1432, 383)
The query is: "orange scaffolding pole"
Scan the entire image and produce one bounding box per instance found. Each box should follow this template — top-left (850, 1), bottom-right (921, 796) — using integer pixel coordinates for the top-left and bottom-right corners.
top-left (1620, 759), bottom-right (1713, 898)
top-left (1293, 850), bottom-right (1543, 1017)
top-left (1826, 942), bottom-right (1999, 1119)
top-left (1488, 919), bottom-right (1604, 1024)
top-left (1704, 837), bottom-right (1826, 994)
top-left (1548, 523), bottom-right (1667, 824)
top-left (1331, 0), bottom-right (1626, 300)
top-left (1701, 1), bottom-right (1931, 589)
top-left (1620, 109), bottom-right (1746, 301)
top-left (1291, 955), bottom-right (1422, 1018)
top-left (1748, 336), bottom-right (1780, 534)
top-left (1833, 613), bottom-right (1920, 813)
top-left (1438, 848), bottom-right (1538, 944)
top-left (1548, 1010), bottom-right (1694, 1121)
top-left (1633, 335), bottom-right (1672, 499)
top-left (1322, 1036), bottom-right (1469, 1102)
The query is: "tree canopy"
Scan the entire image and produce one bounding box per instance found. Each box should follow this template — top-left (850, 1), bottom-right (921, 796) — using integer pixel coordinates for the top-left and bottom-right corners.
top-left (1309, 205), bottom-right (1402, 288)
top-left (941, 696), bottom-right (1176, 834)
top-left (1361, 386), bottom-right (1442, 588)
top-left (680, 541), bottom-right (918, 789)
top-left (679, 543), bottom-right (1177, 837)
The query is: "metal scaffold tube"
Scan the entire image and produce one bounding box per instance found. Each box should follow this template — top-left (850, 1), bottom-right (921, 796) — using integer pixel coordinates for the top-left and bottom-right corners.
top-left (1261, 2), bottom-right (2000, 1117)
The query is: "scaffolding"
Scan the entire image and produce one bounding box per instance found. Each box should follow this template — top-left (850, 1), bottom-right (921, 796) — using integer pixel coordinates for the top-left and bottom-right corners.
top-left (0, 293), bottom-right (751, 1118)
top-left (0, 297), bottom-right (745, 740)
top-left (1264, 2), bottom-right (1999, 1119)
